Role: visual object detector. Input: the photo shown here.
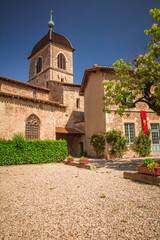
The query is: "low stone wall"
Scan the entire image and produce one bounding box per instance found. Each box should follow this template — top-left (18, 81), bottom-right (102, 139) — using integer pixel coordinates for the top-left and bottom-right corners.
top-left (124, 171), bottom-right (160, 186)
top-left (63, 159), bottom-right (96, 170)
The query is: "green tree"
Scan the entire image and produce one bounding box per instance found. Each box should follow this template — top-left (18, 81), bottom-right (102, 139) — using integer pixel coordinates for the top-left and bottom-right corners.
top-left (103, 8), bottom-right (160, 116)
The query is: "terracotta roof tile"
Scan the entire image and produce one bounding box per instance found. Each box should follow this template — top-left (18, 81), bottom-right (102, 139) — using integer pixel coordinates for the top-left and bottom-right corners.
top-left (0, 76), bottom-right (50, 92)
top-left (28, 30), bottom-right (75, 58)
top-left (56, 127), bottom-right (84, 135)
top-left (0, 92), bottom-right (66, 109)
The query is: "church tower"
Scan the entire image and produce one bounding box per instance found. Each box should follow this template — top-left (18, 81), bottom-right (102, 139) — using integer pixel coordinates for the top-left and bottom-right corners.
top-left (28, 11), bottom-right (74, 87)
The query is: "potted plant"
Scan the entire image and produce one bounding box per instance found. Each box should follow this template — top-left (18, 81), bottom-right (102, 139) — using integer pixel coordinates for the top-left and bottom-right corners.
top-left (79, 156), bottom-right (89, 164)
top-left (67, 155), bottom-right (74, 162)
top-left (138, 158), bottom-right (160, 176)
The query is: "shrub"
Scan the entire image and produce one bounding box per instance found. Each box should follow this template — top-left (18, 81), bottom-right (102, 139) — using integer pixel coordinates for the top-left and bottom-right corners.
top-left (12, 133), bottom-right (25, 149)
top-left (105, 129), bottom-right (127, 158)
top-left (134, 130), bottom-right (151, 157)
top-left (0, 139), bottom-right (68, 166)
top-left (90, 133), bottom-right (105, 158)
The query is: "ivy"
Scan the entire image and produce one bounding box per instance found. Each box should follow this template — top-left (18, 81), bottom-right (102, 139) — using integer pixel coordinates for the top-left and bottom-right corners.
top-left (134, 130), bottom-right (151, 157)
top-left (105, 130), bottom-right (127, 158)
top-left (90, 133), bottom-right (105, 158)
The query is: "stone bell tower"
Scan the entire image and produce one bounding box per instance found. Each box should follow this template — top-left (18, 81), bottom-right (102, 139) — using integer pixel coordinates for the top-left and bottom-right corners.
top-left (28, 11), bottom-right (74, 87)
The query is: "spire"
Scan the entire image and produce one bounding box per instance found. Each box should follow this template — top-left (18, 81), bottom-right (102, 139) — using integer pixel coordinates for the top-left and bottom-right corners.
top-left (48, 10), bottom-right (54, 40)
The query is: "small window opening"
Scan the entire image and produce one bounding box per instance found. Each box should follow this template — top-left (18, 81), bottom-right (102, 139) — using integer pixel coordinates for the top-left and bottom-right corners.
top-left (61, 78), bottom-right (64, 82)
top-left (36, 57), bottom-right (42, 74)
top-left (33, 91), bottom-right (36, 98)
top-left (76, 98), bottom-right (80, 108)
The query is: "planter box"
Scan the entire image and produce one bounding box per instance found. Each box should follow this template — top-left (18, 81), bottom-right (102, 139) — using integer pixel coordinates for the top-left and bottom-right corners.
top-left (138, 166), bottom-right (160, 176)
top-left (67, 159), bottom-right (74, 162)
top-left (79, 160), bottom-right (89, 164)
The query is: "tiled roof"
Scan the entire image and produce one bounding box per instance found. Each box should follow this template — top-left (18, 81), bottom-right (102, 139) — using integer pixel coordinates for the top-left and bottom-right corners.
top-left (28, 30), bottom-right (75, 58)
top-left (79, 66), bottom-right (115, 96)
top-left (46, 80), bottom-right (81, 88)
top-left (56, 127), bottom-right (85, 135)
top-left (0, 92), bottom-right (66, 109)
top-left (0, 76), bottom-right (50, 92)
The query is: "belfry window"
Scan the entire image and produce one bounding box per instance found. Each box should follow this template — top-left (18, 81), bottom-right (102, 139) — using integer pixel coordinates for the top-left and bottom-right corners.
top-left (36, 57), bottom-right (42, 74)
top-left (26, 114), bottom-right (40, 140)
top-left (57, 53), bottom-right (66, 70)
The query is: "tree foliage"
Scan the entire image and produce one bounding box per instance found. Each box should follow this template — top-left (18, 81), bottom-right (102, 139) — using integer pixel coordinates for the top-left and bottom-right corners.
top-left (103, 8), bottom-right (160, 116)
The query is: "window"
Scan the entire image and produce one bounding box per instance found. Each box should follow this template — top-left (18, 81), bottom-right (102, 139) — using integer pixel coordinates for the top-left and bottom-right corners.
top-left (124, 123), bottom-right (135, 144)
top-left (36, 57), bottom-right (42, 74)
top-left (33, 91), bottom-right (36, 98)
top-left (61, 78), bottom-right (64, 82)
top-left (151, 124), bottom-right (160, 144)
top-left (26, 114), bottom-right (40, 140)
top-left (57, 53), bottom-right (66, 70)
top-left (76, 98), bottom-right (80, 108)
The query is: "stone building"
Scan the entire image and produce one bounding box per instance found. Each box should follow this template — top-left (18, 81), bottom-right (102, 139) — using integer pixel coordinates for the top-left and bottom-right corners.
top-left (0, 12), bottom-right (160, 158)
top-left (0, 13), bottom-right (84, 157)
top-left (80, 65), bottom-right (160, 158)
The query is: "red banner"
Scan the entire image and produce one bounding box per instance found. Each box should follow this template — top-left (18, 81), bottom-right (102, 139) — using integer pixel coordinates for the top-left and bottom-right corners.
top-left (141, 111), bottom-right (148, 136)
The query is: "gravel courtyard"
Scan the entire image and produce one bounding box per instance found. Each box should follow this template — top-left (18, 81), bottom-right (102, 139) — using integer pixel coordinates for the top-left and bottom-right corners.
top-left (0, 161), bottom-right (160, 240)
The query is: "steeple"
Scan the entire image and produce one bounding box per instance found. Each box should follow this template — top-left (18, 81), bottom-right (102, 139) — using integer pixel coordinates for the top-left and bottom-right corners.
top-left (48, 10), bottom-right (54, 40)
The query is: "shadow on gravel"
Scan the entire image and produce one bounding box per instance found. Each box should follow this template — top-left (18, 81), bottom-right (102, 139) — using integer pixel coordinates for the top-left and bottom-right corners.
top-left (89, 158), bottom-right (160, 171)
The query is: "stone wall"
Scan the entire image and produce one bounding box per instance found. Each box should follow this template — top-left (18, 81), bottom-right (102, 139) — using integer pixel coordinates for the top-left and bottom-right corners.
top-left (0, 96), bottom-right (65, 140)
top-left (28, 42), bottom-right (73, 86)
top-left (50, 44), bottom-right (73, 83)
top-left (47, 81), bottom-right (63, 104)
top-left (83, 70), bottom-right (160, 158)
top-left (1, 79), bottom-right (50, 101)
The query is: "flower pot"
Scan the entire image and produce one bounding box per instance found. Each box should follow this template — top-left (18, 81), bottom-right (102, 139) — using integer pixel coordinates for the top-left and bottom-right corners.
top-left (137, 166), bottom-right (160, 176)
top-left (79, 160), bottom-right (89, 164)
top-left (67, 159), bottom-right (74, 162)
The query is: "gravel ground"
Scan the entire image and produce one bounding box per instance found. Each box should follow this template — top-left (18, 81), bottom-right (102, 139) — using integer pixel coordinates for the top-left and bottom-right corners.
top-left (0, 161), bottom-right (160, 240)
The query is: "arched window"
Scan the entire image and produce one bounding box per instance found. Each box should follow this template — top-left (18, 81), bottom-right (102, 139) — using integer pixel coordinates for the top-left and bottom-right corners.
top-left (57, 53), bottom-right (66, 70)
top-left (36, 57), bottom-right (42, 74)
top-left (26, 114), bottom-right (40, 140)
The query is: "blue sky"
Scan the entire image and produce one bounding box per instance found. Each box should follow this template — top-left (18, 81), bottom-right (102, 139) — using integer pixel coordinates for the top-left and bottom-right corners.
top-left (1, 0), bottom-right (160, 84)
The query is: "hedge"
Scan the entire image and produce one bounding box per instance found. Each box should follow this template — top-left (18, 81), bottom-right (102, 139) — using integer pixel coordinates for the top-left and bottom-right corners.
top-left (0, 139), bottom-right (68, 166)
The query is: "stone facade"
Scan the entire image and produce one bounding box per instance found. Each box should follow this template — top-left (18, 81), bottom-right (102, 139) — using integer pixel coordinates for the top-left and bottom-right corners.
top-left (1, 22), bottom-right (159, 158)
top-left (80, 66), bottom-right (160, 158)
top-left (28, 34), bottom-right (74, 87)
top-left (0, 28), bottom-right (84, 157)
